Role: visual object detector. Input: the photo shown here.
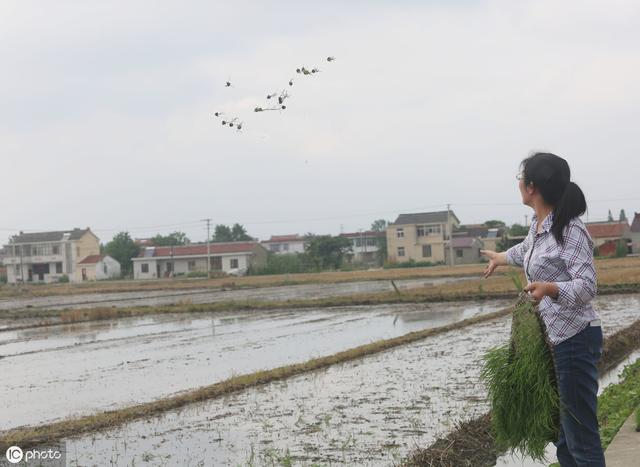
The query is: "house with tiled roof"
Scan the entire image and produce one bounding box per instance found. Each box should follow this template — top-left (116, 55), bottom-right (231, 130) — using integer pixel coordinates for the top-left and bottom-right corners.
top-left (132, 242), bottom-right (267, 279)
top-left (2, 228), bottom-right (100, 283)
top-left (76, 255), bottom-right (121, 281)
top-left (446, 236), bottom-right (484, 265)
top-left (386, 210), bottom-right (460, 264)
top-left (453, 224), bottom-right (506, 253)
top-left (261, 234), bottom-right (307, 255)
top-left (630, 212), bottom-right (640, 254)
top-left (585, 220), bottom-right (632, 256)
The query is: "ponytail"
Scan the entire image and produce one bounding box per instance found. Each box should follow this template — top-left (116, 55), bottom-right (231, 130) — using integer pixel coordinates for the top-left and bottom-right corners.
top-left (552, 181), bottom-right (586, 244)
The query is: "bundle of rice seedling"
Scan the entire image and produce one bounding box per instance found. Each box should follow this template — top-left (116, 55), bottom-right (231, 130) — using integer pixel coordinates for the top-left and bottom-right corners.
top-left (481, 278), bottom-right (559, 460)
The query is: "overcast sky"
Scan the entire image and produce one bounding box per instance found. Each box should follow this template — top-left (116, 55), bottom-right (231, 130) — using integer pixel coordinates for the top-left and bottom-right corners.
top-left (2, 0), bottom-right (639, 245)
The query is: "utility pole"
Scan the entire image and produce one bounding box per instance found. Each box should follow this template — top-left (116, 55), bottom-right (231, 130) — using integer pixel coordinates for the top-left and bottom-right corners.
top-left (447, 204), bottom-right (454, 267)
top-left (202, 218), bottom-right (212, 279)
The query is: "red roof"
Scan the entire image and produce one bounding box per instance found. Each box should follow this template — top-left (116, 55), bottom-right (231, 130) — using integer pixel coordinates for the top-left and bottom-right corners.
top-left (138, 242), bottom-right (259, 258)
top-left (631, 213), bottom-right (640, 233)
top-left (585, 222), bottom-right (629, 238)
top-left (263, 235), bottom-right (304, 243)
top-left (78, 255), bottom-right (104, 264)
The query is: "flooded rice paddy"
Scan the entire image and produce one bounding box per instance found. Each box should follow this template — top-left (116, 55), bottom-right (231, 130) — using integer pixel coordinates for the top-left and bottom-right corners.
top-left (54, 294), bottom-right (640, 466)
top-left (0, 277), bottom-right (470, 314)
top-left (1, 299), bottom-right (508, 430)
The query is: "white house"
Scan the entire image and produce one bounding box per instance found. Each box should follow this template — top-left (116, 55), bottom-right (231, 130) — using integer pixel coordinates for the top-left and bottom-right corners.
top-left (76, 255), bottom-right (121, 281)
top-left (132, 242), bottom-right (268, 279)
top-left (340, 231), bottom-right (385, 264)
top-left (261, 234), bottom-right (306, 254)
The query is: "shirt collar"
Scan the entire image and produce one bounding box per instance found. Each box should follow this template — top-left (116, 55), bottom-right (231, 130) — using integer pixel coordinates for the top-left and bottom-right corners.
top-left (531, 212), bottom-right (554, 234)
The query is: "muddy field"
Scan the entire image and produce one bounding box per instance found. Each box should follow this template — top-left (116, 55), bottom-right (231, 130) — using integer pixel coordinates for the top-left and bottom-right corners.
top-left (55, 294), bottom-right (640, 466)
top-left (0, 299), bottom-right (508, 430)
top-left (0, 277), bottom-right (471, 314)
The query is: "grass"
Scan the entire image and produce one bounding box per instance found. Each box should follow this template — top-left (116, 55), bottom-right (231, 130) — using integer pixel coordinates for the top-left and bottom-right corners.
top-left (481, 292), bottom-right (559, 460)
top-left (597, 357), bottom-right (640, 447)
top-left (0, 305), bottom-right (516, 452)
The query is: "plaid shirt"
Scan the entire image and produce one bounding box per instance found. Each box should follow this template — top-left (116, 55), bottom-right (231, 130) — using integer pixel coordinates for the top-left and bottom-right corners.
top-left (506, 213), bottom-right (599, 345)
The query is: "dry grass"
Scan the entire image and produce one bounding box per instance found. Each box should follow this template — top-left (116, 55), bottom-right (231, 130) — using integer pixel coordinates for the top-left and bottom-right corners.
top-left (59, 307), bottom-right (119, 323)
top-left (1, 256), bottom-right (637, 300)
top-left (2, 266), bottom-right (639, 329)
top-left (0, 306), bottom-right (516, 451)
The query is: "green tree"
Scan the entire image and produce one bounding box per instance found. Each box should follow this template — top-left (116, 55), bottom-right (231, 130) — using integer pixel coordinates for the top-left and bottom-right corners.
top-left (212, 224), bottom-right (253, 242)
top-left (619, 209), bottom-right (627, 222)
top-left (231, 223), bottom-right (253, 241)
top-left (608, 209), bottom-right (614, 222)
top-left (304, 235), bottom-right (353, 270)
top-left (509, 223), bottom-right (529, 236)
top-left (212, 224), bottom-right (233, 242)
top-left (105, 232), bottom-right (140, 278)
top-left (151, 231), bottom-right (190, 246)
top-left (483, 220), bottom-right (506, 228)
top-left (370, 219), bottom-right (390, 232)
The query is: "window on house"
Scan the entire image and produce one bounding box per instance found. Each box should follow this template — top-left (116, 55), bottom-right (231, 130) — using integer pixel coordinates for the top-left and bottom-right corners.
top-left (366, 238), bottom-right (377, 247)
top-left (230, 259), bottom-right (239, 269)
top-left (456, 249), bottom-right (463, 258)
top-left (52, 245), bottom-right (60, 255)
top-left (166, 262), bottom-right (173, 273)
top-left (283, 243), bottom-right (289, 251)
top-left (270, 244), bottom-right (281, 252)
top-left (396, 228), bottom-right (404, 238)
top-left (417, 226), bottom-right (425, 237)
top-left (55, 262), bottom-right (63, 274)
top-left (397, 247), bottom-right (405, 257)
top-left (15, 265), bottom-right (20, 276)
top-left (141, 263), bottom-right (149, 273)
top-left (422, 245), bottom-right (432, 257)
top-left (188, 260), bottom-right (196, 271)
top-left (103, 264), bottom-right (108, 274)
top-left (355, 238), bottom-right (363, 247)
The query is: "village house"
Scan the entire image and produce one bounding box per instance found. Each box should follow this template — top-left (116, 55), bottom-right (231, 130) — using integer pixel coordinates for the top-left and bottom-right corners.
top-left (585, 220), bottom-right (632, 256)
top-left (340, 230), bottom-right (385, 264)
top-left (630, 212), bottom-right (640, 254)
top-left (132, 241), bottom-right (268, 279)
top-left (446, 236), bottom-right (484, 265)
top-left (386, 211), bottom-right (460, 264)
top-left (76, 255), bottom-right (121, 282)
top-left (453, 224), bottom-right (506, 252)
top-left (261, 234), bottom-right (306, 254)
top-left (2, 228), bottom-right (101, 283)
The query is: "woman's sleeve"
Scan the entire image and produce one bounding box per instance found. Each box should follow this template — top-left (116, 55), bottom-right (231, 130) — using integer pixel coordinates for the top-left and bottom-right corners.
top-left (553, 224), bottom-right (597, 308)
top-left (505, 230), bottom-right (531, 267)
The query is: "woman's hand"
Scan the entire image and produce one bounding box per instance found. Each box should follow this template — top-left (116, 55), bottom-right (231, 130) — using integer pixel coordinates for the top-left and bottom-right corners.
top-left (480, 250), bottom-right (507, 279)
top-left (524, 282), bottom-right (560, 303)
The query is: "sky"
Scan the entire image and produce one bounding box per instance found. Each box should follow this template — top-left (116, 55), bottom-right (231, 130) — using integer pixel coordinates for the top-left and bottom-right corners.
top-left (2, 0), bottom-right (639, 245)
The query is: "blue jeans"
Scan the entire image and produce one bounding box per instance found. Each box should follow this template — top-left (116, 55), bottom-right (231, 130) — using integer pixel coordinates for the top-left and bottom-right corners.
top-left (553, 324), bottom-right (605, 467)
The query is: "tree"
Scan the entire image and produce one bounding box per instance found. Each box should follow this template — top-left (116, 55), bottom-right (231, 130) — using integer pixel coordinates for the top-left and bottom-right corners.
top-left (151, 231), bottom-right (190, 246)
top-left (608, 210), bottom-right (614, 222)
top-left (304, 235), bottom-right (353, 270)
top-left (619, 209), bottom-right (627, 222)
top-left (231, 223), bottom-right (253, 241)
top-left (483, 220), bottom-right (506, 228)
top-left (370, 219), bottom-right (390, 232)
top-left (105, 232), bottom-right (140, 278)
top-left (212, 224), bottom-right (253, 242)
top-left (509, 223), bottom-right (529, 237)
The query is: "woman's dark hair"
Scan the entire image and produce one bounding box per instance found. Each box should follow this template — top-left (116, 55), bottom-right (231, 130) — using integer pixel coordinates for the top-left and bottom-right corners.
top-left (521, 152), bottom-right (587, 244)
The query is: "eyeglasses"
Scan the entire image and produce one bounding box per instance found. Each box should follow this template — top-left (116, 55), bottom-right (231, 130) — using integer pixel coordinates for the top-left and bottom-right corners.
top-left (516, 173), bottom-right (524, 181)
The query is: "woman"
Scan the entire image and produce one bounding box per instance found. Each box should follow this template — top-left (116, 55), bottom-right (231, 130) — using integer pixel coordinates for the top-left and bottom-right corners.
top-left (481, 152), bottom-right (604, 466)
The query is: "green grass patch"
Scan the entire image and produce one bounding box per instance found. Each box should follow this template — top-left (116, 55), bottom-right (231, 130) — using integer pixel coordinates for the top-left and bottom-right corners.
top-left (598, 357), bottom-right (640, 447)
top-left (481, 291), bottom-right (559, 460)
